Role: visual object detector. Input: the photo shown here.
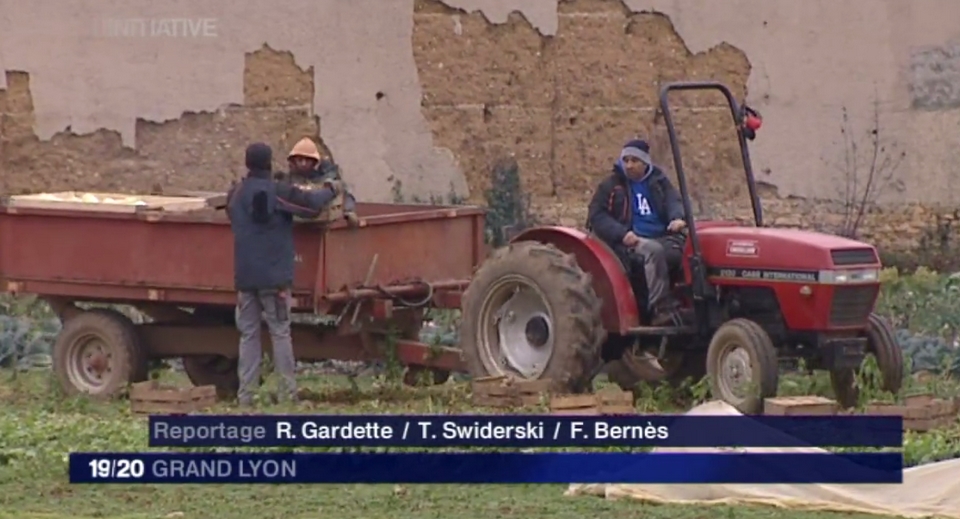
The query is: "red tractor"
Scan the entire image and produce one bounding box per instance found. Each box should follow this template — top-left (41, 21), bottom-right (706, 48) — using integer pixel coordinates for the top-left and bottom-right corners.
top-left (460, 81), bottom-right (903, 414)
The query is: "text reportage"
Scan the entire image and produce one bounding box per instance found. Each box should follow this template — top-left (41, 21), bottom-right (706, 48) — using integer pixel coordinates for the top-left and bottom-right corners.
top-left (152, 419), bottom-right (672, 445)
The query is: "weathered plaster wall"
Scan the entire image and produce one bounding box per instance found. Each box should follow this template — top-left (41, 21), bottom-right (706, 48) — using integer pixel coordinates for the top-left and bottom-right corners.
top-left (2, 0), bottom-right (960, 266)
top-left (0, 0), bottom-right (465, 200)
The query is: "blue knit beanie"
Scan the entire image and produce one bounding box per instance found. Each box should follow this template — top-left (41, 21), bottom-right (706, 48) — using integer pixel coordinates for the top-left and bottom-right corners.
top-left (620, 139), bottom-right (651, 165)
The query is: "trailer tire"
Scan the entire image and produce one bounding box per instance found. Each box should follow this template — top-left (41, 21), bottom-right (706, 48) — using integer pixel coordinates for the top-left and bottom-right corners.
top-left (461, 241), bottom-right (605, 393)
top-left (88, 308), bottom-right (149, 383)
top-left (831, 313), bottom-right (904, 409)
top-left (182, 355), bottom-right (240, 401)
top-left (53, 309), bottom-right (147, 398)
top-left (706, 318), bottom-right (779, 414)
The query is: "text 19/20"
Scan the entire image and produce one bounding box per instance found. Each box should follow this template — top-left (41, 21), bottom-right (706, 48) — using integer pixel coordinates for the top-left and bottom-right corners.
top-left (88, 458), bottom-right (146, 479)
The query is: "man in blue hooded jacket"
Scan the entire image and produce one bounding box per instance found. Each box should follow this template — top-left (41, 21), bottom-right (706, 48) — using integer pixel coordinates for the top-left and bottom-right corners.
top-left (226, 142), bottom-right (340, 406)
top-left (587, 139), bottom-right (686, 326)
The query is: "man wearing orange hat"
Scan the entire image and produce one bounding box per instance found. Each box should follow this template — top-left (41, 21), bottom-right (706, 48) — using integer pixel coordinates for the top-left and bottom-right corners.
top-left (283, 137), bottom-right (360, 227)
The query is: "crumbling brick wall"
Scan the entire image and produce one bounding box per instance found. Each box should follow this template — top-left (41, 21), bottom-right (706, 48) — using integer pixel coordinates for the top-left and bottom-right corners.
top-left (0, 47), bottom-right (320, 195)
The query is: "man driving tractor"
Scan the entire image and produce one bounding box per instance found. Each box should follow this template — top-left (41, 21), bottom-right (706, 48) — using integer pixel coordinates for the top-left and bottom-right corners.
top-left (587, 139), bottom-right (687, 326)
top-left (283, 137), bottom-right (360, 227)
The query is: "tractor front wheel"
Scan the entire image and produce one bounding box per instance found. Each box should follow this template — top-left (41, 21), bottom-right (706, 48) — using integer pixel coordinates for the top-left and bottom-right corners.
top-left (461, 241), bottom-right (605, 393)
top-left (706, 318), bottom-right (779, 414)
top-left (830, 313), bottom-right (904, 408)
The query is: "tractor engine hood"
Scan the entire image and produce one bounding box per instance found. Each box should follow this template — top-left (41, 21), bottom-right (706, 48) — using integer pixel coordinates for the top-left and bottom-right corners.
top-left (696, 225), bottom-right (881, 284)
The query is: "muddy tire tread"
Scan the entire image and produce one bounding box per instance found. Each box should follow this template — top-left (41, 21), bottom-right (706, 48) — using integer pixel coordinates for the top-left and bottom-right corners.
top-left (461, 240), bottom-right (605, 393)
top-left (832, 313), bottom-right (905, 409)
top-left (867, 312), bottom-right (904, 394)
top-left (87, 308), bottom-right (149, 383)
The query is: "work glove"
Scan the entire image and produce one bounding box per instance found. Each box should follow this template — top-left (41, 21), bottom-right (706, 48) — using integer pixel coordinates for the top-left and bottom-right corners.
top-left (322, 179), bottom-right (342, 198)
top-left (345, 211), bottom-right (361, 228)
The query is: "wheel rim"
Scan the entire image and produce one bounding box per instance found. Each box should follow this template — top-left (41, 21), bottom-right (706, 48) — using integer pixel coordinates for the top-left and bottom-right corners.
top-left (477, 275), bottom-right (555, 379)
top-left (66, 333), bottom-right (115, 393)
top-left (716, 343), bottom-right (755, 404)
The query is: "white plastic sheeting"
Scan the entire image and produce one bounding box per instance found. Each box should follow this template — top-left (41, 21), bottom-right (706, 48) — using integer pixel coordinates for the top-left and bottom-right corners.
top-left (567, 401), bottom-right (960, 518)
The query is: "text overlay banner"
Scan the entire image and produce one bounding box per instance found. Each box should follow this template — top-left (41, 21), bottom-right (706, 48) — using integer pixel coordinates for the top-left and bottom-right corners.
top-left (71, 452), bottom-right (904, 484)
top-left (148, 415), bottom-right (903, 448)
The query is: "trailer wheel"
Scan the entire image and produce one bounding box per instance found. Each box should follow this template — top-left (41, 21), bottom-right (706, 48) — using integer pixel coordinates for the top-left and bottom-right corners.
top-left (53, 309), bottom-right (147, 398)
top-left (831, 313), bottom-right (904, 409)
top-left (182, 355), bottom-right (239, 400)
top-left (706, 318), bottom-right (779, 414)
top-left (461, 241), bottom-right (605, 393)
top-left (87, 308), bottom-right (150, 383)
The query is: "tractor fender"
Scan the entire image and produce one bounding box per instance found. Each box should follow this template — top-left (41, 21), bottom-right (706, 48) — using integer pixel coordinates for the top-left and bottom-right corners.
top-left (510, 226), bottom-right (640, 334)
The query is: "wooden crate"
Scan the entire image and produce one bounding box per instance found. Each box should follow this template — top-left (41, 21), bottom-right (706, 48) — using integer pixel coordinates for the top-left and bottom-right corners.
top-left (865, 392), bottom-right (958, 432)
top-left (550, 389), bottom-right (635, 415)
top-left (470, 376), bottom-right (551, 408)
top-left (130, 381), bottom-right (217, 415)
top-left (764, 396), bottom-right (839, 416)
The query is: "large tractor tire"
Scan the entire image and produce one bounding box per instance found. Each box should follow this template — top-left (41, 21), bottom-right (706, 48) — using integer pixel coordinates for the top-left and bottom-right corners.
top-left (831, 312), bottom-right (904, 409)
top-left (183, 355), bottom-right (240, 401)
top-left (461, 241), bottom-right (605, 393)
top-left (706, 318), bottom-right (779, 414)
top-left (53, 309), bottom-right (148, 398)
top-left (606, 344), bottom-right (706, 391)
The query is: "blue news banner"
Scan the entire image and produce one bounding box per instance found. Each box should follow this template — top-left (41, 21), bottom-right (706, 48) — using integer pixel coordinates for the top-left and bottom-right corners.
top-left (66, 414), bottom-right (904, 485)
top-left (70, 452), bottom-right (904, 484)
top-left (146, 414), bottom-right (903, 448)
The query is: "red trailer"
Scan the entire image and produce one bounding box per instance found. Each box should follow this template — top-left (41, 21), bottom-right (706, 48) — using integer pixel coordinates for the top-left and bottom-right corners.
top-left (0, 193), bottom-right (485, 398)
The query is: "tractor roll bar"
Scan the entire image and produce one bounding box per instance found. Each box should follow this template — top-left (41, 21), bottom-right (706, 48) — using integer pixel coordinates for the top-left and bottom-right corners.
top-left (657, 81), bottom-right (764, 262)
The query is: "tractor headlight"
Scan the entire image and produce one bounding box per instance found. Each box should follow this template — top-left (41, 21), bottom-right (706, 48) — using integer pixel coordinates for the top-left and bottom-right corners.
top-left (818, 268), bottom-right (880, 284)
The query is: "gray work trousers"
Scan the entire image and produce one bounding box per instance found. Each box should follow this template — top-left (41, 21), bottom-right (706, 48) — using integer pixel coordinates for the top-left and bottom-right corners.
top-left (630, 235), bottom-right (684, 312)
top-left (236, 289), bottom-right (296, 404)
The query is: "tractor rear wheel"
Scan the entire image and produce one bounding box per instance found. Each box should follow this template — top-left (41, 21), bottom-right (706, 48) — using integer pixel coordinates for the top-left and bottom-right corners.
top-left (830, 313), bottom-right (904, 409)
top-left (706, 318), bottom-right (779, 414)
top-left (461, 241), bottom-right (605, 393)
top-left (183, 355), bottom-right (240, 400)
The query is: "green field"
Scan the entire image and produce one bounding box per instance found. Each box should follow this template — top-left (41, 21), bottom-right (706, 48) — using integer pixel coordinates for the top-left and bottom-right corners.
top-left (1, 366), bottom-right (958, 519)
